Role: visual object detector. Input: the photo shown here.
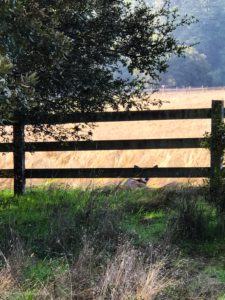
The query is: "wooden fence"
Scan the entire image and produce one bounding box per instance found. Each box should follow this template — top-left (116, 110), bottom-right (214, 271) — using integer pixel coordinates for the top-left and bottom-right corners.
top-left (1, 100), bottom-right (224, 195)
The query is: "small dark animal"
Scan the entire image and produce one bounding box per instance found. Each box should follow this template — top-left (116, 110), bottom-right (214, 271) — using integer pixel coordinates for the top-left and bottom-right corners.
top-left (120, 165), bottom-right (158, 190)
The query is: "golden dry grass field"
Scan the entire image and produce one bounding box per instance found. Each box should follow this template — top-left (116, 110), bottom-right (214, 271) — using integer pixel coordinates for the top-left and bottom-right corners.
top-left (1, 89), bottom-right (225, 189)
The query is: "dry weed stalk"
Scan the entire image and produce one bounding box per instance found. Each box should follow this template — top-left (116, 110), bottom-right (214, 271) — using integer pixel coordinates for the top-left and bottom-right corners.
top-left (0, 268), bottom-right (14, 293)
top-left (33, 242), bottom-right (171, 300)
top-left (0, 250), bottom-right (15, 299)
top-left (98, 243), bottom-right (171, 300)
top-left (136, 262), bottom-right (170, 300)
top-left (0, 240), bottom-right (172, 299)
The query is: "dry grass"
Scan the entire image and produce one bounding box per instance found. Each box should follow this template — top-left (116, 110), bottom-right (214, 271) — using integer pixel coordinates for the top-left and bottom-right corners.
top-left (0, 240), bottom-right (224, 299)
top-left (0, 268), bottom-right (15, 299)
top-left (1, 89), bottom-right (225, 189)
top-left (0, 250), bottom-right (19, 299)
top-left (98, 244), bottom-right (170, 300)
top-left (0, 241), bottom-right (172, 300)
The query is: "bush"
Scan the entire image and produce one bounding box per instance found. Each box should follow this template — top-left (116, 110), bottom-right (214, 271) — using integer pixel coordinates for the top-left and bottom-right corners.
top-left (166, 194), bottom-right (216, 241)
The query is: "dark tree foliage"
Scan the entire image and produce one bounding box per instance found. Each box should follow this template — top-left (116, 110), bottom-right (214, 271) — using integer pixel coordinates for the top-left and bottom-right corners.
top-left (0, 0), bottom-right (191, 139)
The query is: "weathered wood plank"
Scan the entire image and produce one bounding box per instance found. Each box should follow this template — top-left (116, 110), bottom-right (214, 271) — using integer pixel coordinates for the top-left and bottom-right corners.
top-left (22, 167), bottom-right (210, 178)
top-left (2, 109), bottom-right (212, 125)
top-left (24, 138), bottom-right (206, 152)
top-left (0, 144), bottom-right (13, 152)
top-left (13, 122), bottom-right (26, 195)
top-left (210, 100), bottom-right (224, 200)
top-left (0, 167), bottom-right (211, 179)
top-left (0, 138), bottom-right (207, 152)
top-left (0, 169), bottom-right (14, 178)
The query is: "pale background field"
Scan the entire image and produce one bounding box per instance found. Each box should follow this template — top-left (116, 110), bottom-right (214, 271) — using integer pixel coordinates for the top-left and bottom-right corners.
top-left (1, 89), bottom-right (225, 189)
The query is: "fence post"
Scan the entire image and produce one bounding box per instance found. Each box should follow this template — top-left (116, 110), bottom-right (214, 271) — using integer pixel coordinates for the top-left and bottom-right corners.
top-left (13, 118), bottom-right (25, 195)
top-left (210, 100), bottom-right (224, 200)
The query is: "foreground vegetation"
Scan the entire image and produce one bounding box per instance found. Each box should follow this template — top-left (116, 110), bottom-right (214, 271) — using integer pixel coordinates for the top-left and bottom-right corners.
top-left (0, 185), bottom-right (225, 299)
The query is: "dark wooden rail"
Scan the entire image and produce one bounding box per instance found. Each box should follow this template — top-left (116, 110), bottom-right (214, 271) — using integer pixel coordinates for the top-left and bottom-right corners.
top-left (0, 138), bottom-right (205, 152)
top-left (3, 108), bottom-right (212, 125)
top-left (0, 101), bottom-right (223, 195)
top-left (0, 167), bottom-right (210, 179)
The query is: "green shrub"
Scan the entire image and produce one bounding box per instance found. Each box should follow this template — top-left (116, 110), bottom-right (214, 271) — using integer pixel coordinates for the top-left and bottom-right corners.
top-left (166, 195), bottom-right (216, 241)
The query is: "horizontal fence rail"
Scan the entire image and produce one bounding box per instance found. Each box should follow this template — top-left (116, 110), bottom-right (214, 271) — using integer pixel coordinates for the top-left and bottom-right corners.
top-left (2, 108), bottom-right (212, 125)
top-left (0, 100), bottom-right (224, 195)
top-left (0, 168), bottom-right (210, 179)
top-left (0, 138), bottom-right (206, 152)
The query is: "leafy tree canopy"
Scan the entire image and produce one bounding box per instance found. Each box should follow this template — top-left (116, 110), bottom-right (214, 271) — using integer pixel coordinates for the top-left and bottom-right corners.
top-left (0, 0), bottom-right (192, 120)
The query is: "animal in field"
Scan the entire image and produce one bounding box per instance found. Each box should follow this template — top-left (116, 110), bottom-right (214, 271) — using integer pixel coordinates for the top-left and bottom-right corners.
top-left (119, 165), bottom-right (158, 190)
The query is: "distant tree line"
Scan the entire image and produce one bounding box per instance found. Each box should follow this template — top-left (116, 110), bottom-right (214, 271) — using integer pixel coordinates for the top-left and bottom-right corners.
top-left (158, 0), bottom-right (225, 87)
top-left (129, 0), bottom-right (225, 88)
